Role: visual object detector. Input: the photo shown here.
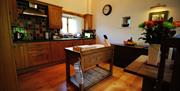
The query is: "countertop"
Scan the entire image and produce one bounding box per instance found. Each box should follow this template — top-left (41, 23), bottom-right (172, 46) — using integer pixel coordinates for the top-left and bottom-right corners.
top-left (13, 38), bottom-right (95, 43)
top-left (112, 43), bottom-right (149, 49)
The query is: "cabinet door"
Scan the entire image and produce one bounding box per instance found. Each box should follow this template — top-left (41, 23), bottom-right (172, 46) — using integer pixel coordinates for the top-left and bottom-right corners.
top-left (24, 42), bottom-right (50, 67)
top-left (72, 40), bottom-right (83, 46)
top-left (13, 44), bottom-right (25, 70)
top-left (83, 39), bottom-right (96, 45)
top-left (84, 14), bottom-right (93, 30)
top-left (83, 39), bottom-right (90, 45)
top-left (61, 40), bottom-right (73, 60)
top-left (89, 39), bottom-right (96, 44)
top-left (50, 42), bottom-right (64, 62)
top-left (48, 5), bottom-right (62, 29)
top-left (8, 0), bottom-right (17, 25)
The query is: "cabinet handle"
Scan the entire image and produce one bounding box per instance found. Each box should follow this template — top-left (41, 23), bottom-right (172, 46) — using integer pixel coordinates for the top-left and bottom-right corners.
top-left (37, 49), bottom-right (44, 51)
top-left (37, 54), bottom-right (43, 57)
top-left (32, 53), bottom-right (44, 57)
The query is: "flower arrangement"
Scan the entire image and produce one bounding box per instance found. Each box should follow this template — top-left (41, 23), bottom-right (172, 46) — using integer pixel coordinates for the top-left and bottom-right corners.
top-left (138, 17), bottom-right (176, 44)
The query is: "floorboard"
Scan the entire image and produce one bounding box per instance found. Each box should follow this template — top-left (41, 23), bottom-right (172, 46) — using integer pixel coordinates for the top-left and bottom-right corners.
top-left (18, 63), bottom-right (143, 91)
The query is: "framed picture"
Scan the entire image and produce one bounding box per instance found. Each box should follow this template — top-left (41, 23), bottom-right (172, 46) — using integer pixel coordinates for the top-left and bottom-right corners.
top-left (149, 11), bottom-right (169, 21)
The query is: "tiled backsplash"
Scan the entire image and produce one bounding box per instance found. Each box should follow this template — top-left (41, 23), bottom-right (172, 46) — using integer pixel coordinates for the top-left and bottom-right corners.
top-left (13, 0), bottom-right (48, 41)
top-left (13, 15), bottom-right (48, 41)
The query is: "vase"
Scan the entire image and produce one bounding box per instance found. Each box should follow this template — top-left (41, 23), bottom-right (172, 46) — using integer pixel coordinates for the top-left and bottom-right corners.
top-left (147, 44), bottom-right (160, 66)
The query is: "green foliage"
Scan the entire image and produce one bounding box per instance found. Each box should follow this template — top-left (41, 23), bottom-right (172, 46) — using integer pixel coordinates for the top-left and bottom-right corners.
top-left (139, 17), bottom-right (176, 44)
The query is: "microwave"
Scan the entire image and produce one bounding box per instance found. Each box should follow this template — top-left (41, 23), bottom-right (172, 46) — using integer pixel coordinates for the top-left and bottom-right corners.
top-left (84, 33), bottom-right (92, 38)
top-left (82, 30), bottom-right (96, 38)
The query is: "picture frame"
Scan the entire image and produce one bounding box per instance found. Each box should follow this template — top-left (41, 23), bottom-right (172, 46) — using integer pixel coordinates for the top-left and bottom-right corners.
top-left (149, 11), bottom-right (169, 21)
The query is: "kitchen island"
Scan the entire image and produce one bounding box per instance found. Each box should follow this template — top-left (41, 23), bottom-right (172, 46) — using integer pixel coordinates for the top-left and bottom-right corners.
top-left (65, 45), bottom-right (114, 90)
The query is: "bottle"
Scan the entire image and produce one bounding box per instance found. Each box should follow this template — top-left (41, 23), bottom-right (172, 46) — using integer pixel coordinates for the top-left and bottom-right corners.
top-left (45, 32), bottom-right (49, 40)
top-left (14, 32), bottom-right (19, 40)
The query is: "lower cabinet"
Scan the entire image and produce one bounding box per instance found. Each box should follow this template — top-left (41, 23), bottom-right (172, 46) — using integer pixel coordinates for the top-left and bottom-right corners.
top-left (24, 42), bottom-right (50, 67)
top-left (83, 39), bottom-right (96, 45)
top-left (61, 40), bottom-right (73, 60)
top-left (50, 42), bottom-right (64, 62)
top-left (14, 39), bottom-right (96, 71)
top-left (14, 43), bottom-right (26, 70)
top-left (50, 40), bottom-right (73, 62)
top-left (72, 40), bottom-right (83, 46)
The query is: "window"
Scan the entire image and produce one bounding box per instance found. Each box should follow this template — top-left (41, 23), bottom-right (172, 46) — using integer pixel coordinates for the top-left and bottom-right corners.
top-left (60, 14), bottom-right (83, 35)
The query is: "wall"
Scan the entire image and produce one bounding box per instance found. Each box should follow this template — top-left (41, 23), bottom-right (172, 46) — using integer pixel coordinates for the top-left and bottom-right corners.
top-left (38, 0), bottom-right (89, 14)
top-left (91, 0), bottom-right (180, 45)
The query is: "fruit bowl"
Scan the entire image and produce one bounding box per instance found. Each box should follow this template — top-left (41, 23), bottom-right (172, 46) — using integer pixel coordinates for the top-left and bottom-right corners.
top-left (123, 41), bottom-right (136, 46)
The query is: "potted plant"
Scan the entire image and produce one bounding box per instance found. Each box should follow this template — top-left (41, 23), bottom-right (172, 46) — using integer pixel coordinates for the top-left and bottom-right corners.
top-left (139, 17), bottom-right (176, 66)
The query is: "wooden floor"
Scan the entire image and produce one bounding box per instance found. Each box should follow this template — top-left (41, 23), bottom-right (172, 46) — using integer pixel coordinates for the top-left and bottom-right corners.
top-left (18, 63), bottom-right (143, 91)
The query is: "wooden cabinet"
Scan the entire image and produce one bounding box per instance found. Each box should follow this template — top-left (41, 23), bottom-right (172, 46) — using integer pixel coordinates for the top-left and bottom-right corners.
top-left (113, 44), bottom-right (148, 68)
top-left (84, 14), bottom-right (93, 30)
top-left (13, 43), bottom-right (26, 70)
top-left (13, 39), bottom-right (96, 71)
top-left (83, 39), bottom-right (96, 45)
top-left (48, 5), bottom-right (62, 29)
top-left (72, 40), bottom-right (83, 46)
top-left (50, 42), bottom-right (64, 62)
top-left (24, 42), bottom-right (50, 67)
top-left (8, 0), bottom-right (18, 25)
top-left (50, 40), bottom-right (84, 63)
top-left (61, 40), bottom-right (73, 59)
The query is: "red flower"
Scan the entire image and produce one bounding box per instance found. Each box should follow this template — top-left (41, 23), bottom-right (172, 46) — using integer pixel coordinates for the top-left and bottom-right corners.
top-left (153, 20), bottom-right (164, 25)
top-left (139, 17), bottom-right (176, 44)
top-left (145, 21), bottom-right (154, 27)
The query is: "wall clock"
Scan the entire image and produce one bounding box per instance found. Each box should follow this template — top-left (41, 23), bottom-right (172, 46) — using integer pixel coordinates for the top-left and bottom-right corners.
top-left (102, 4), bottom-right (112, 16)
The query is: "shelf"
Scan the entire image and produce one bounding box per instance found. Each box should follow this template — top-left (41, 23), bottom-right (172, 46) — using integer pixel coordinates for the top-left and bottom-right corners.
top-left (70, 66), bottom-right (111, 90)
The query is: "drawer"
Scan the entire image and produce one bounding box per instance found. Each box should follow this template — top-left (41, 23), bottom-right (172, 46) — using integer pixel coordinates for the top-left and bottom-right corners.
top-left (26, 42), bottom-right (50, 51)
top-left (27, 52), bottom-right (50, 66)
top-left (72, 40), bottom-right (83, 46)
top-left (23, 42), bottom-right (51, 67)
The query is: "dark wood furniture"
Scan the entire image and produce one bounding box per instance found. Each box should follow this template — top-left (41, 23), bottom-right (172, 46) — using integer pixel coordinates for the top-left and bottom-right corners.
top-left (8, 0), bottom-right (17, 25)
top-left (65, 45), bottom-right (114, 91)
top-left (156, 38), bottom-right (180, 91)
top-left (48, 5), bottom-right (62, 29)
top-left (0, 0), bottom-right (18, 90)
top-left (14, 43), bottom-right (25, 70)
top-left (83, 39), bottom-right (96, 45)
top-left (113, 44), bottom-right (148, 68)
top-left (14, 42), bottom-right (51, 70)
top-left (125, 38), bottom-right (180, 91)
top-left (50, 41), bottom-right (64, 62)
top-left (84, 14), bottom-right (93, 30)
top-left (14, 39), bottom-right (96, 73)
top-left (24, 42), bottom-right (51, 67)
top-left (124, 55), bottom-right (158, 91)
top-left (124, 55), bottom-right (175, 91)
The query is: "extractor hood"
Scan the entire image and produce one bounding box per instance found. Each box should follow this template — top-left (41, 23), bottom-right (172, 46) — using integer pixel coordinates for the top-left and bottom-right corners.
top-left (23, 2), bottom-right (47, 17)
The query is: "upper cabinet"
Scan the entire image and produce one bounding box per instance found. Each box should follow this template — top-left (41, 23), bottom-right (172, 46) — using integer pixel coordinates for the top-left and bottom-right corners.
top-left (48, 5), bottom-right (62, 29)
top-left (8, 0), bottom-right (18, 25)
top-left (84, 14), bottom-right (93, 30)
